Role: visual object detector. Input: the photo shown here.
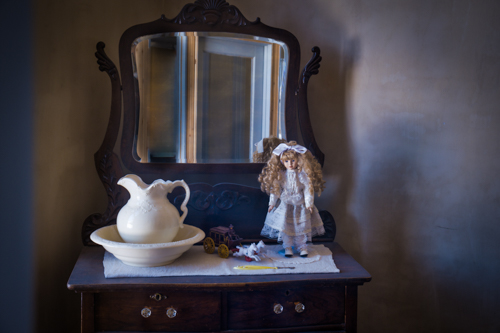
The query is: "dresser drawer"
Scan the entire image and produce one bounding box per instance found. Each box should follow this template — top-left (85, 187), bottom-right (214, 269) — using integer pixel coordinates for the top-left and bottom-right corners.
top-left (95, 291), bottom-right (221, 332)
top-left (227, 286), bottom-right (345, 330)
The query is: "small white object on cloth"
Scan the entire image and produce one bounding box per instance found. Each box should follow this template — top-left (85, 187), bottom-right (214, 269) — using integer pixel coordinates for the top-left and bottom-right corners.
top-left (272, 143), bottom-right (308, 156)
top-left (102, 244), bottom-right (339, 278)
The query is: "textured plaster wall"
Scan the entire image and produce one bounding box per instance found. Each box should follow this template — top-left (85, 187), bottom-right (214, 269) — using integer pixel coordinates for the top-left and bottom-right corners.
top-left (34, 0), bottom-right (500, 332)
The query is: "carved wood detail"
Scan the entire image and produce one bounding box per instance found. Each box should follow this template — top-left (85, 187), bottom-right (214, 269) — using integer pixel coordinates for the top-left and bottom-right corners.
top-left (297, 46), bottom-right (325, 167)
top-left (167, 0), bottom-right (260, 26)
top-left (319, 210), bottom-right (336, 240)
top-left (173, 190), bottom-right (251, 212)
top-left (168, 183), bottom-right (335, 242)
top-left (300, 46), bottom-right (322, 84)
top-left (82, 43), bottom-right (127, 246)
top-left (95, 42), bottom-right (118, 80)
top-left (82, 150), bottom-right (127, 245)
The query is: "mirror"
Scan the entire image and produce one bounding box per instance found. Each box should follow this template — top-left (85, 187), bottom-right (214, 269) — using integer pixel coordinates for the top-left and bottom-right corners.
top-left (132, 32), bottom-right (289, 163)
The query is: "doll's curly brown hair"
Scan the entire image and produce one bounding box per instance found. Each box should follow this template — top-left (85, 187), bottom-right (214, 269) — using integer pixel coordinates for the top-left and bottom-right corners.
top-left (252, 136), bottom-right (287, 163)
top-left (258, 141), bottom-right (325, 197)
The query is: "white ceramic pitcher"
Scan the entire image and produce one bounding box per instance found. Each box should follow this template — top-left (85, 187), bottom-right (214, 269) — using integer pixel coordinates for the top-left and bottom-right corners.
top-left (116, 174), bottom-right (190, 244)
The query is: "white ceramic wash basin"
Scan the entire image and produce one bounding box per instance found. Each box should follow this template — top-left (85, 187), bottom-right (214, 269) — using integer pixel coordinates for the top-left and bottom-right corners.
top-left (90, 224), bottom-right (205, 267)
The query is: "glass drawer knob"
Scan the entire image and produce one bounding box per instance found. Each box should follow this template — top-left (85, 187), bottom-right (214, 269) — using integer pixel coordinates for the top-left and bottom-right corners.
top-left (295, 302), bottom-right (305, 313)
top-left (273, 303), bottom-right (283, 314)
top-left (166, 307), bottom-right (177, 318)
top-left (141, 308), bottom-right (151, 318)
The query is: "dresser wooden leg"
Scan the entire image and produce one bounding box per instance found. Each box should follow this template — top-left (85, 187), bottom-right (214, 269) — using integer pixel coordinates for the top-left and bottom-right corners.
top-left (81, 293), bottom-right (95, 333)
top-left (345, 285), bottom-right (358, 333)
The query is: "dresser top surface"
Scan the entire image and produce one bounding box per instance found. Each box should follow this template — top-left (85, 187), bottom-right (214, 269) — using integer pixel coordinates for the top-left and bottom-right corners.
top-left (68, 242), bottom-right (371, 292)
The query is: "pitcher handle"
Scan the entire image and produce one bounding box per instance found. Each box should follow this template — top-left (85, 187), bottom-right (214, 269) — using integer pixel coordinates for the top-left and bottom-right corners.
top-left (171, 180), bottom-right (190, 228)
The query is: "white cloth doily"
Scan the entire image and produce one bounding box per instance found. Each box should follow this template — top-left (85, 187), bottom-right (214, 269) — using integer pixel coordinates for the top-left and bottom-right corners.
top-left (102, 244), bottom-right (339, 278)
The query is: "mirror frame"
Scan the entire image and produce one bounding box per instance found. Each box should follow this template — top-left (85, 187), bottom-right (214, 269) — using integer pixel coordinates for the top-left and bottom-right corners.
top-left (117, 0), bottom-right (321, 174)
top-left (83, 0), bottom-right (324, 244)
top-left (120, 2), bottom-right (301, 174)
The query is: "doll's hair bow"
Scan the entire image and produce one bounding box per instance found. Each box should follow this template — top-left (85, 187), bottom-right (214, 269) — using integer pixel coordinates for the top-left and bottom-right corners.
top-left (272, 143), bottom-right (308, 156)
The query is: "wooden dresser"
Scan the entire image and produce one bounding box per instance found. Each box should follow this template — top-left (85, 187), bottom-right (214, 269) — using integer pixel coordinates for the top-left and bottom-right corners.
top-left (68, 242), bottom-right (370, 333)
top-left (71, 1), bottom-right (372, 331)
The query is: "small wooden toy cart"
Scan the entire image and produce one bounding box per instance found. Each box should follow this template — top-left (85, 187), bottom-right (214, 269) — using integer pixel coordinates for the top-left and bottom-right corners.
top-left (203, 224), bottom-right (242, 258)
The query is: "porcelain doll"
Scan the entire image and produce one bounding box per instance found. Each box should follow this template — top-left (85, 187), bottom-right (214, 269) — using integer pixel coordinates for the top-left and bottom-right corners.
top-left (258, 141), bottom-right (325, 257)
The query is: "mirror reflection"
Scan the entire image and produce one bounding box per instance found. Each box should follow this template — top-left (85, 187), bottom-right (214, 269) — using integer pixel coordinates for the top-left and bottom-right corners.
top-left (132, 32), bottom-right (289, 163)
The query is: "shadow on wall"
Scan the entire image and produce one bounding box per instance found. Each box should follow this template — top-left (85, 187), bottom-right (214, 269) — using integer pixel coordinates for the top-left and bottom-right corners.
top-left (329, 37), bottom-right (362, 252)
top-left (355, 116), bottom-right (500, 332)
top-left (312, 33), bottom-right (363, 256)
top-left (357, 124), bottom-right (425, 332)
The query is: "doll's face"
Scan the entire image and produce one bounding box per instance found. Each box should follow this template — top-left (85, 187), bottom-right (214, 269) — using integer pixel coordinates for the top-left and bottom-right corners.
top-left (282, 158), bottom-right (298, 170)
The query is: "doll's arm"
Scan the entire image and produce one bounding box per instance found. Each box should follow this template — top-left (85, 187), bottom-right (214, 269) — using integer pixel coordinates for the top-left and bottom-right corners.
top-left (268, 175), bottom-right (284, 210)
top-left (305, 194), bottom-right (314, 214)
top-left (268, 193), bottom-right (279, 211)
top-left (304, 191), bottom-right (314, 213)
top-left (299, 172), bottom-right (315, 211)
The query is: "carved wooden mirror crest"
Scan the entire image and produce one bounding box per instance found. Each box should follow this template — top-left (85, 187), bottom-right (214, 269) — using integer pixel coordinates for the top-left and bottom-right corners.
top-left (83, 0), bottom-right (325, 245)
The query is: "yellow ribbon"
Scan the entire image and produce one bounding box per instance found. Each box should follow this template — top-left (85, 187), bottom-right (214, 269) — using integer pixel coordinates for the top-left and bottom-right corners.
top-left (233, 265), bottom-right (294, 270)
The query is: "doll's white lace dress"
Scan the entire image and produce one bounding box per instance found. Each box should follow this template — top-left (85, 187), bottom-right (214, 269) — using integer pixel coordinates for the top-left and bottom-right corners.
top-left (261, 169), bottom-right (325, 249)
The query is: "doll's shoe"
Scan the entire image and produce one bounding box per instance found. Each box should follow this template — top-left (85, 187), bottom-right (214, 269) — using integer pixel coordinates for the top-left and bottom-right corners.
top-left (300, 249), bottom-right (308, 257)
top-left (285, 247), bottom-right (293, 257)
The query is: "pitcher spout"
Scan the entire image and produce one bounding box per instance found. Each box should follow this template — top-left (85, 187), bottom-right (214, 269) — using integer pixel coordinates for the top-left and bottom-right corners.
top-left (117, 174), bottom-right (148, 194)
